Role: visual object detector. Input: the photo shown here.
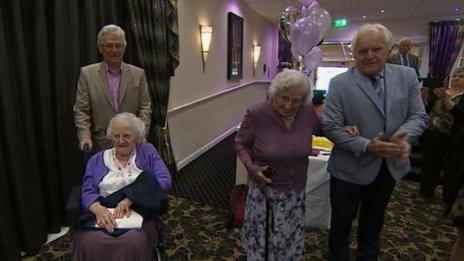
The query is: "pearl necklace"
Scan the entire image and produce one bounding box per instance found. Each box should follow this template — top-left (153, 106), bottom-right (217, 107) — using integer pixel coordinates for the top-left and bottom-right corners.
top-left (112, 150), bottom-right (133, 176)
top-left (283, 114), bottom-right (295, 121)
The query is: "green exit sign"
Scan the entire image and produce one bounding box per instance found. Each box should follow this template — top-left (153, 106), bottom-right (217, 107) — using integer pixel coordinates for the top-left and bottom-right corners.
top-left (333, 19), bottom-right (348, 28)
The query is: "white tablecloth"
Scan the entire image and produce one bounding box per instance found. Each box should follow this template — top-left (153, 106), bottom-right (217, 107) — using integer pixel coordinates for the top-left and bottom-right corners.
top-left (305, 154), bottom-right (331, 229)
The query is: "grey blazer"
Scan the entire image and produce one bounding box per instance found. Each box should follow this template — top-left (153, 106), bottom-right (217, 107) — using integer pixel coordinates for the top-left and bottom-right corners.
top-left (322, 64), bottom-right (428, 185)
top-left (389, 52), bottom-right (419, 71)
top-left (73, 62), bottom-right (152, 149)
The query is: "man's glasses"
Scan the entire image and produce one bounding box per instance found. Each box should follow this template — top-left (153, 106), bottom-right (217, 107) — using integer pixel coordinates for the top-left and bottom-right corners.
top-left (102, 43), bottom-right (124, 50)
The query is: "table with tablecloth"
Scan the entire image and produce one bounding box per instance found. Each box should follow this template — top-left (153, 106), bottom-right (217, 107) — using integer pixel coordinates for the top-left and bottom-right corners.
top-left (304, 154), bottom-right (330, 229)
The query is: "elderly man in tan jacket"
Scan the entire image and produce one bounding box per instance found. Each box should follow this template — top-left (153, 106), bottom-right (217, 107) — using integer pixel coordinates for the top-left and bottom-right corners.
top-left (74, 24), bottom-right (151, 151)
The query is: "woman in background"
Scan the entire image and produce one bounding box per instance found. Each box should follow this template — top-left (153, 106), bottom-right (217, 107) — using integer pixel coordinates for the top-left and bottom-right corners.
top-left (310, 92), bottom-right (326, 120)
top-left (235, 69), bottom-right (321, 260)
top-left (419, 66), bottom-right (464, 200)
top-left (437, 67), bottom-right (464, 260)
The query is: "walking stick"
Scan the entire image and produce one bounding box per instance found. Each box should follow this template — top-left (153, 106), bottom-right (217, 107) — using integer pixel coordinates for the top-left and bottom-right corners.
top-left (263, 167), bottom-right (275, 261)
top-left (265, 184), bottom-right (270, 261)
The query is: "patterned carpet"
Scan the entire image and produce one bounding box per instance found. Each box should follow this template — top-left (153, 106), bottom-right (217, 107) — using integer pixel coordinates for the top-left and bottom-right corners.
top-left (150, 182), bottom-right (458, 260)
top-left (29, 134), bottom-right (457, 260)
top-left (170, 134), bottom-right (237, 210)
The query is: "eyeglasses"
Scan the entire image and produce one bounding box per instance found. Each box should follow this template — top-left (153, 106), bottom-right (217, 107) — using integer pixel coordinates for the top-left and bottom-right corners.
top-left (111, 134), bottom-right (134, 142)
top-left (278, 95), bottom-right (302, 106)
top-left (356, 46), bottom-right (385, 55)
top-left (102, 43), bottom-right (124, 50)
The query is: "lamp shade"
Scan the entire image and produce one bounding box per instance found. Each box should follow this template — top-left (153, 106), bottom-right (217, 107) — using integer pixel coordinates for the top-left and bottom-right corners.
top-left (200, 26), bottom-right (213, 53)
top-left (253, 45), bottom-right (261, 64)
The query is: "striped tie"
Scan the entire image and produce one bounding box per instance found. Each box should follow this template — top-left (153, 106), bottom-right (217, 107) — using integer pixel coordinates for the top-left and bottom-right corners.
top-left (371, 76), bottom-right (385, 110)
top-left (403, 54), bottom-right (409, 67)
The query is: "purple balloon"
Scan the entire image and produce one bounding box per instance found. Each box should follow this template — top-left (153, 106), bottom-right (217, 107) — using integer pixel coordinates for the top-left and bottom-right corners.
top-left (291, 46), bottom-right (302, 62)
top-left (301, 1), bottom-right (319, 12)
top-left (303, 47), bottom-right (323, 72)
top-left (301, 6), bottom-right (332, 40)
top-left (290, 16), bottom-right (321, 56)
top-left (299, 0), bottom-right (315, 7)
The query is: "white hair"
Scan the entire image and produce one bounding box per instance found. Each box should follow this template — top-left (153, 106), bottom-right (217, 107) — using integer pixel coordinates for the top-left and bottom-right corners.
top-left (107, 112), bottom-right (145, 142)
top-left (399, 37), bottom-right (413, 45)
top-left (351, 23), bottom-right (393, 53)
top-left (267, 69), bottom-right (312, 101)
top-left (97, 24), bottom-right (127, 47)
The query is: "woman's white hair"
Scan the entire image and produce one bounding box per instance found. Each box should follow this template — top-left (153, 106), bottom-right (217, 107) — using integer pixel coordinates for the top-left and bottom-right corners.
top-left (351, 23), bottom-right (393, 53)
top-left (97, 24), bottom-right (127, 47)
top-left (107, 112), bottom-right (145, 142)
top-left (267, 69), bottom-right (312, 102)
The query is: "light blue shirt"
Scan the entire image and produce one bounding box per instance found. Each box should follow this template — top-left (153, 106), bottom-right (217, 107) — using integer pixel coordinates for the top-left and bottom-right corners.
top-left (400, 53), bottom-right (409, 66)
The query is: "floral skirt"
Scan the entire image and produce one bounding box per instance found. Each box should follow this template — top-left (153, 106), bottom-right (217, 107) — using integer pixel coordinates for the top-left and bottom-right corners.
top-left (241, 181), bottom-right (305, 260)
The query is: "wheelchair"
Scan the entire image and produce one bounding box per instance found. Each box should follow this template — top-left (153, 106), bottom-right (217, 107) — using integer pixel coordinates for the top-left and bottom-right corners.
top-left (65, 148), bottom-right (168, 260)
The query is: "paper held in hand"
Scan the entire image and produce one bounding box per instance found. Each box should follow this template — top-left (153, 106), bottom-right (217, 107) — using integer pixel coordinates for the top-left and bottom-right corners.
top-left (95, 208), bottom-right (143, 229)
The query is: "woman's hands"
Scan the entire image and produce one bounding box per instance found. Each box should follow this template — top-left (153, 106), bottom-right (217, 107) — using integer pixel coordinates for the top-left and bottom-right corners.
top-left (434, 87), bottom-right (455, 110)
top-left (255, 166), bottom-right (274, 185)
top-left (344, 125), bottom-right (360, 136)
top-left (113, 198), bottom-right (133, 219)
top-left (433, 87), bottom-right (447, 100)
top-left (89, 201), bottom-right (116, 232)
top-left (89, 198), bottom-right (133, 232)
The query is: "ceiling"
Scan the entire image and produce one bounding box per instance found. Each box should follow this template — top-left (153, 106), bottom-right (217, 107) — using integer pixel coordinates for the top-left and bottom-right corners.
top-left (241, 0), bottom-right (463, 24)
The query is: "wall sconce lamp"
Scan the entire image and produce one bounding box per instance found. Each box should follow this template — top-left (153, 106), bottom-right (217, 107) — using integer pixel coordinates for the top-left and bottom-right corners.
top-left (253, 45), bottom-right (261, 76)
top-left (200, 25), bottom-right (213, 73)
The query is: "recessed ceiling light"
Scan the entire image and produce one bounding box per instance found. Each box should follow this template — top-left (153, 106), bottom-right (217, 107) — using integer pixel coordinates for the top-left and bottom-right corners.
top-left (352, 14), bottom-right (359, 20)
top-left (454, 6), bottom-right (462, 13)
top-left (362, 15), bottom-right (367, 19)
top-left (380, 9), bottom-right (386, 13)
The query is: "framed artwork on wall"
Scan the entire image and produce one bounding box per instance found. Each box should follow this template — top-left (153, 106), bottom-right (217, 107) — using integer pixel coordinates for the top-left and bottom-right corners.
top-left (227, 12), bottom-right (243, 80)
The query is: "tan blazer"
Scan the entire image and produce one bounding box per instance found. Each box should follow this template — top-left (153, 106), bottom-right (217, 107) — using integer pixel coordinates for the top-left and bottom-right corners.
top-left (73, 62), bottom-right (152, 149)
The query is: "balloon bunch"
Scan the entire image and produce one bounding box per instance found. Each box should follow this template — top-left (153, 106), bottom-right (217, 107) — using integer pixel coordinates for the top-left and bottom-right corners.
top-left (279, 0), bottom-right (332, 73)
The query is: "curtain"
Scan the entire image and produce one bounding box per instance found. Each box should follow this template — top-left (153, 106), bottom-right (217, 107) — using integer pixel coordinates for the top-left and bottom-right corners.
top-left (429, 20), bottom-right (464, 84)
top-left (0, 1), bottom-right (142, 259)
top-left (127, 0), bottom-right (179, 173)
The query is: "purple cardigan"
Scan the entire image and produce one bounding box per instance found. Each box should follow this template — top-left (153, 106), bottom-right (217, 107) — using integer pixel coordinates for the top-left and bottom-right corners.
top-left (235, 102), bottom-right (322, 193)
top-left (81, 143), bottom-right (172, 210)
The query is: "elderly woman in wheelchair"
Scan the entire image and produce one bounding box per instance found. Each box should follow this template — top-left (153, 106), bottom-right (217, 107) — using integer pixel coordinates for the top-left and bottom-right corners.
top-left (70, 112), bottom-right (171, 260)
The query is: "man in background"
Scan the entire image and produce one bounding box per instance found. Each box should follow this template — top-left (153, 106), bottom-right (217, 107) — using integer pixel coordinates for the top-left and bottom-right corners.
top-left (389, 37), bottom-right (420, 76)
top-left (74, 24), bottom-right (151, 151)
top-left (311, 92), bottom-right (325, 120)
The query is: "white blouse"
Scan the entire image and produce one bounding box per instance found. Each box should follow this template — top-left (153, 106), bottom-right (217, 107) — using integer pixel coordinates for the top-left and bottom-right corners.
top-left (98, 148), bottom-right (143, 197)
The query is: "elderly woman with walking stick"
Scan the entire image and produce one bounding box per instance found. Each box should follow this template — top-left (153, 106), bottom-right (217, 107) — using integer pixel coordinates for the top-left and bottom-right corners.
top-left (235, 69), bottom-right (322, 260)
